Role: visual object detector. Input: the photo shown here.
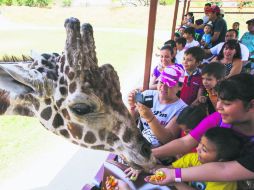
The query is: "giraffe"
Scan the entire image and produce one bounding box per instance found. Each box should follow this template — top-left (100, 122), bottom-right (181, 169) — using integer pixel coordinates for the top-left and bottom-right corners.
top-left (0, 17), bottom-right (156, 170)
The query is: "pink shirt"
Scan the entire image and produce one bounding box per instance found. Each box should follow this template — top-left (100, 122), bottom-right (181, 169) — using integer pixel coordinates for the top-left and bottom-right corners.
top-left (189, 112), bottom-right (231, 141)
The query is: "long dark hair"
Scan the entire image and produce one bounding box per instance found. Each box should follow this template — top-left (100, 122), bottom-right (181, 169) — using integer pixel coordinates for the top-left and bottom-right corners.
top-left (217, 39), bottom-right (242, 60)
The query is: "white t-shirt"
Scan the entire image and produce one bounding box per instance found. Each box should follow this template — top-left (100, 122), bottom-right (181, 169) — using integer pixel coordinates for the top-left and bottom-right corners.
top-left (138, 90), bottom-right (187, 148)
top-left (210, 42), bottom-right (249, 61)
top-left (175, 49), bottom-right (185, 65)
top-left (185, 40), bottom-right (200, 49)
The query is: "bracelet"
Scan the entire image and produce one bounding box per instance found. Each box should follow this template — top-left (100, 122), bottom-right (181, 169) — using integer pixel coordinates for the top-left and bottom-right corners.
top-left (174, 168), bottom-right (182, 182)
top-left (147, 116), bottom-right (155, 123)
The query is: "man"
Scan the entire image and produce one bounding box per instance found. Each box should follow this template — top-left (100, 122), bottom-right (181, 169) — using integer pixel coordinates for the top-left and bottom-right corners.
top-left (206, 5), bottom-right (227, 46)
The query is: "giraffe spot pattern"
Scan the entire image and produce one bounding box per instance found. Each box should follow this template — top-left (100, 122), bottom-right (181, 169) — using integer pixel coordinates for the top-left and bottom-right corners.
top-left (65, 66), bottom-right (70, 75)
top-left (98, 128), bottom-right (106, 141)
top-left (52, 113), bottom-right (64, 128)
top-left (44, 98), bottom-right (51, 105)
top-left (0, 90), bottom-right (10, 115)
top-left (107, 132), bottom-right (119, 146)
top-left (14, 105), bottom-right (34, 116)
top-left (68, 123), bottom-right (83, 139)
top-left (59, 76), bottom-right (65, 84)
top-left (59, 87), bottom-right (67, 96)
top-left (40, 107), bottom-right (52, 121)
top-left (69, 82), bottom-right (77, 94)
top-left (24, 94), bottom-right (40, 111)
top-left (56, 98), bottom-right (65, 108)
top-left (62, 108), bottom-right (70, 120)
top-left (59, 129), bottom-right (70, 138)
top-left (122, 127), bottom-right (133, 143)
top-left (91, 145), bottom-right (105, 150)
top-left (68, 71), bottom-right (75, 80)
top-left (84, 131), bottom-right (96, 144)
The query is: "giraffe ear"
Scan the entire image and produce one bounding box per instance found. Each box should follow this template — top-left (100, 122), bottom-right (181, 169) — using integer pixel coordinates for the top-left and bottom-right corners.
top-left (0, 63), bottom-right (53, 96)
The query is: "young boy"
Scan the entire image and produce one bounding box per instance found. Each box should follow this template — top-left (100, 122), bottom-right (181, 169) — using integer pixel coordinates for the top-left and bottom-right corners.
top-left (180, 47), bottom-right (205, 105)
top-left (183, 27), bottom-right (200, 49)
top-left (199, 62), bottom-right (226, 114)
top-left (200, 23), bottom-right (213, 49)
top-left (175, 37), bottom-right (187, 65)
top-left (171, 127), bottom-right (242, 190)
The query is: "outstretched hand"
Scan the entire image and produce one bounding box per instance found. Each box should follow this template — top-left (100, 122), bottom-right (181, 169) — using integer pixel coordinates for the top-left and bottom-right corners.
top-left (144, 168), bottom-right (175, 186)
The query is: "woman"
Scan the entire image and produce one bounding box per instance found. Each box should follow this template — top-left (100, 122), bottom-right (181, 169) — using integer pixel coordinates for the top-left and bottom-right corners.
top-left (211, 39), bottom-right (242, 78)
top-left (129, 65), bottom-right (187, 147)
top-left (146, 73), bottom-right (254, 185)
top-left (150, 45), bottom-right (184, 90)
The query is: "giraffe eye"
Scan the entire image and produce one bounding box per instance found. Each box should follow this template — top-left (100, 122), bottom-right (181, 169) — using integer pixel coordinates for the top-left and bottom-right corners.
top-left (70, 103), bottom-right (94, 115)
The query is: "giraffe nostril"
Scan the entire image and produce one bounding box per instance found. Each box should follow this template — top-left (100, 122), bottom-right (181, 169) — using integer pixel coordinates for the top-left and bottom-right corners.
top-left (140, 141), bottom-right (152, 158)
top-left (70, 103), bottom-right (95, 115)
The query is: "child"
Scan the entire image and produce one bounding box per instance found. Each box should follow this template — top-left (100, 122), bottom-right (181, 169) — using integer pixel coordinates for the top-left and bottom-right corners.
top-left (176, 104), bottom-right (207, 155)
top-left (176, 104), bottom-right (207, 136)
top-left (199, 62), bottom-right (226, 114)
top-left (232, 22), bottom-right (240, 38)
top-left (175, 37), bottom-right (186, 65)
top-left (170, 127), bottom-right (242, 190)
top-left (180, 47), bottom-right (205, 105)
top-left (183, 27), bottom-right (200, 49)
top-left (200, 23), bottom-right (213, 49)
top-left (194, 19), bottom-right (204, 42)
top-left (182, 12), bottom-right (194, 28)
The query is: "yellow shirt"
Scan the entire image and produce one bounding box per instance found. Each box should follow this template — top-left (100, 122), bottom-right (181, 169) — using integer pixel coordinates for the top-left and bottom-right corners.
top-left (172, 153), bottom-right (237, 190)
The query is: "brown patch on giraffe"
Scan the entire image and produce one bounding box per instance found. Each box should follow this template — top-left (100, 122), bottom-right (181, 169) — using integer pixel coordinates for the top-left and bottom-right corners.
top-left (107, 132), bottom-right (119, 146)
top-left (56, 98), bottom-right (65, 108)
top-left (112, 121), bottom-right (122, 134)
top-left (80, 144), bottom-right (88, 148)
top-left (60, 62), bottom-right (65, 73)
top-left (98, 128), bottom-right (106, 141)
top-left (67, 123), bottom-right (83, 139)
top-left (69, 82), bottom-right (77, 94)
top-left (59, 87), bottom-right (67, 96)
top-left (84, 131), bottom-right (96, 144)
top-left (72, 140), bottom-right (79, 145)
top-left (65, 66), bottom-right (70, 75)
top-left (59, 129), bottom-right (70, 138)
top-left (59, 76), bottom-right (65, 84)
top-left (14, 105), bottom-right (34, 116)
top-left (24, 94), bottom-right (40, 111)
top-left (91, 145), bottom-right (105, 150)
top-left (0, 90), bottom-right (10, 115)
top-left (68, 71), bottom-right (75, 80)
top-left (62, 108), bottom-right (71, 120)
top-left (122, 128), bottom-right (133, 143)
top-left (44, 98), bottom-right (51, 105)
top-left (52, 113), bottom-right (64, 128)
top-left (40, 107), bottom-right (52, 121)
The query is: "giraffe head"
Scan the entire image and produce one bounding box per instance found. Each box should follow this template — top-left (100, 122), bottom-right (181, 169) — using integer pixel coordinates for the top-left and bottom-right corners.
top-left (0, 17), bottom-right (156, 170)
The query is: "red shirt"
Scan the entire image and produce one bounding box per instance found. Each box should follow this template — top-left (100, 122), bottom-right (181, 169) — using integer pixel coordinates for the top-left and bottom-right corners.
top-left (180, 70), bottom-right (203, 105)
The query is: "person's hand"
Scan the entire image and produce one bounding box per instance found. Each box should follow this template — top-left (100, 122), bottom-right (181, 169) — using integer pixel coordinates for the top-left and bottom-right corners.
top-left (198, 95), bottom-right (207, 103)
top-left (128, 90), bottom-right (136, 109)
top-left (144, 168), bottom-right (175, 186)
top-left (124, 167), bottom-right (142, 181)
top-left (106, 176), bottom-right (131, 190)
top-left (136, 103), bottom-right (154, 121)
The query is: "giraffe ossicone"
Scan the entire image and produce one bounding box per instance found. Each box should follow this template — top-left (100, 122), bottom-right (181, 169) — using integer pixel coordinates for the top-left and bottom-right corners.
top-left (0, 17), bottom-right (156, 170)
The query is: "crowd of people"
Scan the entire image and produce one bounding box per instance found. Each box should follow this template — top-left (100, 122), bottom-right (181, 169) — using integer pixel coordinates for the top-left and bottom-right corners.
top-left (105, 3), bottom-right (254, 190)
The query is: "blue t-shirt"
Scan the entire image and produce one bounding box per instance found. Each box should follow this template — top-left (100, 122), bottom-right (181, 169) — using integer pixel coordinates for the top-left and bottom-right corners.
top-left (241, 32), bottom-right (254, 58)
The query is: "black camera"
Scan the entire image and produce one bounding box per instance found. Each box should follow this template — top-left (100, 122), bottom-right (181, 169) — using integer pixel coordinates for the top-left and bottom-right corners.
top-left (135, 92), bottom-right (153, 108)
